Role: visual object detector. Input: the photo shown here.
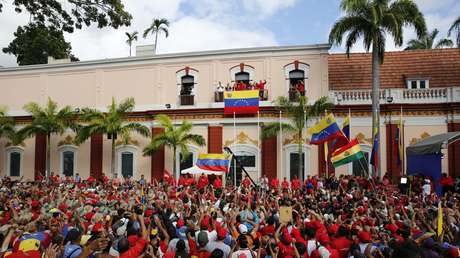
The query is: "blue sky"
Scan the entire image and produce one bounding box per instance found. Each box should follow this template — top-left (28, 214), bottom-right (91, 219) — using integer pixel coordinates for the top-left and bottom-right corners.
top-left (0, 0), bottom-right (459, 67)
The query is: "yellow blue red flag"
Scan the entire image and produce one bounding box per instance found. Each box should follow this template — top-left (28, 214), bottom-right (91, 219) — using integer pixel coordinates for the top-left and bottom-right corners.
top-left (224, 90), bottom-right (259, 114)
top-left (308, 113), bottom-right (341, 144)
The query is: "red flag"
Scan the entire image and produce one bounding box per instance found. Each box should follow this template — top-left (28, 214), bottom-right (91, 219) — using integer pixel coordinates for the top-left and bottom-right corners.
top-left (163, 170), bottom-right (175, 185)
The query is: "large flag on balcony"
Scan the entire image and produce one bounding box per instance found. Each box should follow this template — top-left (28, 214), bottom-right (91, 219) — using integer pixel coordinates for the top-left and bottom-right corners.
top-left (308, 113), bottom-right (342, 144)
top-left (331, 138), bottom-right (364, 168)
top-left (224, 90), bottom-right (259, 114)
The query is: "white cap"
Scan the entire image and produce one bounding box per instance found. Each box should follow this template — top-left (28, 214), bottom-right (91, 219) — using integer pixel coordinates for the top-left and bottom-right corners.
top-left (238, 224), bottom-right (248, 234)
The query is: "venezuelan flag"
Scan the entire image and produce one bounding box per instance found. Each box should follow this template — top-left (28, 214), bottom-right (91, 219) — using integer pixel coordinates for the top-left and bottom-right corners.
top-left (370, 126), bottom-right (379, 175)
top-left (331, 138), bottom-right (364, 168)
top-left (342, 116), bottom-right (350, 140)
top-left (224, 90), bottom-right (259, 114)
top-left (196, 154), bottom-right (230, 172)
top-left (308, 114), bottom-right (341, 144)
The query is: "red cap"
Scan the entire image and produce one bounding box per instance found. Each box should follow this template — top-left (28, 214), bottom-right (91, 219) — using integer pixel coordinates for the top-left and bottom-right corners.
top-left (177, 218), bottom-right (185, 228)
top-left (385, 224), bottom-right (398, 234)
top-left (145, 209), bottom-right (153, 218)
top-left (217, 227), bottom-right (227, 240)
top-left (318, 233), bottom-right (331, 245)
top-left (200, 216), bottom-right (210, 229)
top-left (31, 200), bottom-right (40, 208)
top-left (328, 224), bottom-right (339, 235)
top-left (358, 231), bottom-right (372, 243)
top-left (92, 222), bottom-right (103, 233)
top-left (84, 212), bottom-right (94, 221)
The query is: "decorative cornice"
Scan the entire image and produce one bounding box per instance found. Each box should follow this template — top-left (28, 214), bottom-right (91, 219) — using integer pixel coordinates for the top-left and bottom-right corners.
top-left (58, 135), bottom-right (75, 146)
top-left (355, 132), bottom-right (372, 144)
top-left (5, 142), bottom-right (26, 148)
top-left (410, 132), bottom-right (431, 145)
top-left (115, 136), bottom-right (140, 147)
top-left (224, 132), bottom-right (258, 147)
top-left (283, 134), bottom-right (310, 145)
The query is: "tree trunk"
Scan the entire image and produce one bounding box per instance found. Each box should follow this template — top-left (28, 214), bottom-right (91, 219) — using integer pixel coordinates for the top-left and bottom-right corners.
top-left (173, 146), bottom-right (177, 179)
top-left (129, 44), bottom-right (132, 57)
top-left (371, 41), bottom-right (381, 178)
top-left (298, 130), bottom-right (302, 181)
top-left (154, 32), bottom-right (159, 54)
top-left (111, 137), bottom-right (116, 179)
top-left (46, 133), bottom-right (51, 178)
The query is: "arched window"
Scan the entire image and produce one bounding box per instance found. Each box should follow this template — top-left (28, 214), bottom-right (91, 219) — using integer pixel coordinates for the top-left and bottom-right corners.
top-left (227, 144), bottom-right (259, 186)
top-left (177, 67), bottom-right (198, 106)
top-left (5, 147), bottom-right (23, 177)
top-left (283, 144), bottom-right (310, 181)
top-left (230, 63), bottom-right (255, 88)
top-left (350, 144), bottom-right (371, 176)
top-left (181, 75), bottom-right (194, 96)
top-left (284, 61), bottom-right (309, 100)
top-left (176, 145), bottom-right (199, 175)
top-left (59, 146), bottom-right (77, 177)
top-left (116, 146), bottom-right (137, 179)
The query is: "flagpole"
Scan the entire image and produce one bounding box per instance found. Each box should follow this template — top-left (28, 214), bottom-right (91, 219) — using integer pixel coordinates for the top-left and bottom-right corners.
top-left (257, 110), bottom-right (261, 181)
top-left (279, 111), bottom-right (282, 179)
top-left (233, 111), bottom-right (237, 187)
top-left (400, 106), bottom-right (405, 176)
top-left (348, 108), bottom-right (352, 140)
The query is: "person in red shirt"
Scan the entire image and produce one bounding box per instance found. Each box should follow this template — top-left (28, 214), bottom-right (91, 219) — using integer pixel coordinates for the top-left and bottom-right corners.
top-left (296, 81), bottom-right (305, 96)
top-left (213, 176), bottom-right (222, 189)
top-left (118, 214), bottom-right (148, 258)
top-left (291, 176), bottom-right (301, 191)
top-left (441, 173), bottom-right (454, 194)
top-left (281, 177), bottom-right (289, 191)
top-left (311, 233), bottom-right (339, 258)
top-left (331, 226), bottom-right (352, 258)
top-left (241, 176), bottom-right (251, 189)
top-left (178, 175), bottom-right (187, 187)
top-left (270, 178), bottom-right (279, 191)
top-left (197, 174), bottom-right (209, 190)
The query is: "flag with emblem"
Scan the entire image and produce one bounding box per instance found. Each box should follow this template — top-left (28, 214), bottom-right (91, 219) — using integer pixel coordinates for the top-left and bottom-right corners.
top-left (308, 113), bottom-right (342, 144)
top-left (224, 90), bottom-right (259, 114)
top-left (331, 138), bottom-right (364, 168)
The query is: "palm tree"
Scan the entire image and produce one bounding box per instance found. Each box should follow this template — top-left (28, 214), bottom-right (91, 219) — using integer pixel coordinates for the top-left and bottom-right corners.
top-left (329, 0), bottom-right (426, 177)
top-left (262, 95), bottom-right (333, 180)
top-left (19, 98), bottom-right (76, 177)
top-left (143, 18), bottom-right (170, 54)
top-left (75, 97), bottom-right (150, 179)
top-left (405, 29), bottom-right (453, 50)
top-left (0, 107), bottom-right (15, 141)
top-left (125, 31), bottom-right (138, 57)
top-left (448, 17), bottom-right (460, 47)
top-left (143, 114), bottom-right (205, 179)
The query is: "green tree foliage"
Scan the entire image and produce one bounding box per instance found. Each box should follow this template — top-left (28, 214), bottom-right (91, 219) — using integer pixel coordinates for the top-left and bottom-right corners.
top-left (329, 0), bottom-right (426, 177)
top-left (405, 29), bottom-right (453, 50)
top-left (448, 17), bottom-right (460, 47)
top-left (0, 0), bottom-right (132, 33)
top-left (2, 23), bottom-right (79, 65)
top-left (143, 18), bottom-right (170, 54)
top-left (143, 115), bottom-right (205, 179)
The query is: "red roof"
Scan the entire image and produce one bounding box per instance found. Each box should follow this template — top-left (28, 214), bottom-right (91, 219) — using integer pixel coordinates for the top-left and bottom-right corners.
top-left (328, 48), bottom-right (460, 90)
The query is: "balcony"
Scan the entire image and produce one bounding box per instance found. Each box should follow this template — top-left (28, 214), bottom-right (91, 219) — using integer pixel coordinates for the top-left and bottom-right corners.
top-left (329, 87), bottom-right (460, 105)
top-left (180, 95), bottom-right (194, 105)
top-left (214, 89), bottom-right (269, 102)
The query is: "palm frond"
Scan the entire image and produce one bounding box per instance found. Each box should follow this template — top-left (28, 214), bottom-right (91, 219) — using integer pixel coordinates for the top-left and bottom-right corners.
top-left (155, 114), bottom-right (174, 130)
top-left (122, 122), bottom-right (151, 138)
top-left (116, 97), bottom-right (135, 114)
top-left (143, 135), bottom-right (170, 156)
top-left (435, 38), bottom-right (454, 49)
top-left (181, 134), bottom-right (206, 147)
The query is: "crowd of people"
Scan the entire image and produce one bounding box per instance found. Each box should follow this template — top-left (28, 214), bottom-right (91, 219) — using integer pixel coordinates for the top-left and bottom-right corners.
top-left (0, 172), bottom-right (459, 258)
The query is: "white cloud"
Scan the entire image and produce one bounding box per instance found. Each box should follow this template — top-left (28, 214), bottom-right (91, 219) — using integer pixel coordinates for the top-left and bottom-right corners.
top-left (243, 0), bottom-right (298, 16)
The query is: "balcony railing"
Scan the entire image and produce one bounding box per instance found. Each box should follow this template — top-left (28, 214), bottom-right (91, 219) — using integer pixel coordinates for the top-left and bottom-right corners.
top-left (329, 87), bottom-right (460, 105)
top-left (180, 95), bottom-right (194, 105)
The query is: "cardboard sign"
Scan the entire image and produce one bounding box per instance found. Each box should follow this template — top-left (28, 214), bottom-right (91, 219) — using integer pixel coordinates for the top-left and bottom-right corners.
top-left (279, 206), bottom-right (293, 224)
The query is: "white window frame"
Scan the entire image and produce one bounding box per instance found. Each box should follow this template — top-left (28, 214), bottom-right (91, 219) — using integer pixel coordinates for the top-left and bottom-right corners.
top-left (406, 79), bottom-right (429, 89)
top-left (58, 145), bottom-right (78, 177)
top-left (348, 144), bottom-right (372, 175)
top-left (283, 144), bottom-right (310, 181)
top-left (175, 144), bottom-right (199, 177)
top-left (176, 67), bottom-right (199, 96)
top-left (227, 144), bottom-right (260, 182)
top-left (116, 145), bottom-right (138, 179)
top-left (5, 146), bottom-right (24, 178)
top-left (230, 64), bottom-right (255, 82)
top-left (284, 62), bottom-right (309, 94)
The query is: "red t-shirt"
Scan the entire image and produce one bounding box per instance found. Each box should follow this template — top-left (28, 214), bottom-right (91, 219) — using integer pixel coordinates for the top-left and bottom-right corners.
top-left (213, 178), bottom-right (222, 189)
top-left (278, 242), bottom-right (296, 258)
top-left (282, 180), bottom-right (289, 190)
top-left (242, 178), bottom-right (251, 188)
top-left (331, 236), bottom-right (352, 258)
top-left (120, 238), bottom-right (147, 258)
